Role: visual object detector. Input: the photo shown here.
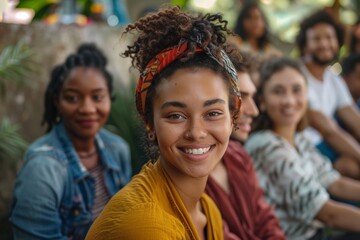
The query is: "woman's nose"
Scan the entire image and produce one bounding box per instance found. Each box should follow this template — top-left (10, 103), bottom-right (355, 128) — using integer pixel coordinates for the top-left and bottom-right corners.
top-left (184, 118), bottom-right (207, 140)
top-left (282, 93), bottom-right (296, 106)
top-left (78, 98), bottom-right (96, 113)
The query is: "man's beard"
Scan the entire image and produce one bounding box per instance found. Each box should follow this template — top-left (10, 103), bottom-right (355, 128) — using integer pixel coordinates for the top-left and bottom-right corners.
top-left (311, 52), bottom-right (338, 66)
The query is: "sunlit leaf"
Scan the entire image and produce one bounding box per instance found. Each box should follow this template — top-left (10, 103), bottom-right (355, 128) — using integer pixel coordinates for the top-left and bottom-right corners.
top-left (0, 41), bottom-right (34, 98)
top-left (0, 118), bottom-right (28, 166)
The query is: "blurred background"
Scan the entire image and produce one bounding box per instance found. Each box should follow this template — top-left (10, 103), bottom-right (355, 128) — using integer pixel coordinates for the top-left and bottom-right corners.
top-left (0, 0), bottom-right (359, 239)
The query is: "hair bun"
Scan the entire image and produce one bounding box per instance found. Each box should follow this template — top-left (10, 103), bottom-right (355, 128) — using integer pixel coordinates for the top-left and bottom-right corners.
top-left (77, 43), bottom-right (107, 67)
top-left (189, 21), bottom-right (211, 46)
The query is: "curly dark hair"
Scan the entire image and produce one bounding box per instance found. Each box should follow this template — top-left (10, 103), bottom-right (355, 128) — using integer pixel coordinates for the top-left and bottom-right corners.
top-left (42, 43), bottom-right (114, 132)
top-left (252, 57), bottom-right (308, 133)
top-left (296, 9), bottom-right (345, 57)
top-left (350, 19), bottom-right (360, 53)
top-left (121, 6), bottom-right (242, 160)
top-left (342, 53), bottom-right (360, 76)
top-left (233, 2), bottom-right (270, 51)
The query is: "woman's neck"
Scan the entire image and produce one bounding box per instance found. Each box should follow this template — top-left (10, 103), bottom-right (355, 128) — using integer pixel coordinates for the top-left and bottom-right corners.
top-left (160, 159), bottom-right (206, 212)
top-left (159, 158), bottom-right (208, 240)
top-left (173, 175), bottom-right (207, 240)
top-left (66, 132), bottom-right (99, 169)
top-left (273, 125), bottom-right (296, 147)
top-left (247, 37), bottom-right (260, 51)
top-left (67, 131), bottom-right (96, 153)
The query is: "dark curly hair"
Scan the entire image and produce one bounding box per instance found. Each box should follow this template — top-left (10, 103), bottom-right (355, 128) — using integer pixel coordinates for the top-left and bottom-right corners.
top-left (42, 43), bottom-right (114, 132)
top-left (342, 53), bottom-right (360, 76)
top-left (296, 9), bottom-right (345, 57)
top-left (121, 6), bottom-right (242, 160)
top-left (350, 19), bottom-right (360, 53)
top-left (233, 2), bottom-right (270, 51)
top-left (252, 57), bottom-right (308, 133)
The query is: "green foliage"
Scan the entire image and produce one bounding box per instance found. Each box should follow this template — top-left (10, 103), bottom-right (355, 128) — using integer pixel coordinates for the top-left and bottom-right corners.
top-left (16, 0), bottom-right (58, 21)
top-left (106, 82), bottom-right (147, 174)
top-left (171, 0), bottom-right (189, 8)
top-left (16, 0), bottom-right (52, 12)
top-left (78, 0), bottom-right (94, 17)
top-left (0, 41), bottom-right (33, 165)
top-left (0, 41), bottom-right (33, 98)
top-left (0, 118), bottom-right (28, 165)
top-left (16, 0), bottom-right (96, 21)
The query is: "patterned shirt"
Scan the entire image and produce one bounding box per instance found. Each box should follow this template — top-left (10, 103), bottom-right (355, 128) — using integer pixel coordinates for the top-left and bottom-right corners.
top-left (89, 164), bottom-right (111, 220)
top-left (245, 130), bottom-right (340, 240)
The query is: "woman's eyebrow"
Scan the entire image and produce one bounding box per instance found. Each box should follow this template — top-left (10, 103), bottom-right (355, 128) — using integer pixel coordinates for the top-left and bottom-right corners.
top-left (203, 98), bottom-right (226, 107)
top-left (161, 101), bottom-right (187, 109)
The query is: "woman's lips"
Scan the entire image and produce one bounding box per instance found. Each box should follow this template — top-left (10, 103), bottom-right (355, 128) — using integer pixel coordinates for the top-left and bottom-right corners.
top-left (179, 145), bottom-right (215, 161)
top-left (77, 119), bottom-right (97, 128)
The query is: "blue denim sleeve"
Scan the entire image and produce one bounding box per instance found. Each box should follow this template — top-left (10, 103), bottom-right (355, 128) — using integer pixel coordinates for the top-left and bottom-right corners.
top-left (120, 140), bottom-right (132, 182)
top-left (10, 155), bottom-right (67, 240)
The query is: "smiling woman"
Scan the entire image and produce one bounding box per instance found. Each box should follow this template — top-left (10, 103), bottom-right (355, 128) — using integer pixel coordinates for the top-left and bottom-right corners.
top-left (9, 43), bottom-right (132, 240)
top-left (85, 6), bottom-right (241, 240)
top-left (153, 68), bottom-right (232, 180)
top-left (246, 57), bottom-right (360, 240)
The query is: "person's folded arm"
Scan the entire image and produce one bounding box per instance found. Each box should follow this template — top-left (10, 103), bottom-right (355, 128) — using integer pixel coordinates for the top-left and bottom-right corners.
top-left (309, 110), bottom-right (360, 161)
top-left (316, 199), bottom-right (360, 232)
top-left (336, 105), bottom-right (360, 142)
top-left (327, 177), bottom-right (360, 202)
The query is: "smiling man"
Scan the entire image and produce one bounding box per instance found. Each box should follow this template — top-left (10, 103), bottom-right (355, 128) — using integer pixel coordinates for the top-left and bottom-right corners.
top-left (205, 52), bottom-right (285, 240)
top-left (297, 10), bottom-right (360, 179)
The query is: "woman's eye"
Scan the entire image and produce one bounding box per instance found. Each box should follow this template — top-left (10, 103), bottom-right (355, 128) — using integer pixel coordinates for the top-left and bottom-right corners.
top-left (293, 86), bottom-right (302, 94)
top-left (93, 95), bottom-right (104, 102)
top-left (64, 95), bottom-right (78, 102)
top-left (167, 114), bottom-right (185, 120)
top-left (272, 88), bottom-right (284, 95)
top-left (207, 111), bottom-right (222, 117)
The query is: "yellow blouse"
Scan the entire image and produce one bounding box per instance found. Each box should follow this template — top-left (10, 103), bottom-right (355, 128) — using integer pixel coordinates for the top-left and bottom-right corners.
top-left (85, 161), bottom-right (223, 240)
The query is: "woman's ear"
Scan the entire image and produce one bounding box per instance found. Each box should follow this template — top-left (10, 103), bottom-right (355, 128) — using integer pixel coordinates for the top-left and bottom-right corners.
top-left (260, 103), bottom-right (266, 112)
top-left (145, 125), bottom-right (156, 142)
top-left (258, 96), bottom-right (266, 112)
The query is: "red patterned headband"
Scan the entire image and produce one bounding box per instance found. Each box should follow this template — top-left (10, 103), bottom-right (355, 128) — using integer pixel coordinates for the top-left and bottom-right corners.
top-left (135, 40), bottom-right (241, 121)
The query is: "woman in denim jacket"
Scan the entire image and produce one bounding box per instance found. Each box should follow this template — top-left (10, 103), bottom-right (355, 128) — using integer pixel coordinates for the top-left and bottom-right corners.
top-left (10, 43), bottom-right (132, 240)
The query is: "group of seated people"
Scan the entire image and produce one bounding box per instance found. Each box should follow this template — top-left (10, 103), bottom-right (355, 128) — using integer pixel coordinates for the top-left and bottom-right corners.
top-left (8, 4), bottom-right (360, 240)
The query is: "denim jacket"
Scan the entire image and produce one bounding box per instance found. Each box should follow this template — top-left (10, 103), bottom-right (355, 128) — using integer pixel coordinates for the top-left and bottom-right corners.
top-left (10, 123), bottom-right (132, 240)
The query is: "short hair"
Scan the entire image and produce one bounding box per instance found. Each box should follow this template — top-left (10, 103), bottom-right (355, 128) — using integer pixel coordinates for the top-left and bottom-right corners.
top-left (342, 53), bottom-right (360, 76)
top-left (296, 10), bottom-right (345, 56)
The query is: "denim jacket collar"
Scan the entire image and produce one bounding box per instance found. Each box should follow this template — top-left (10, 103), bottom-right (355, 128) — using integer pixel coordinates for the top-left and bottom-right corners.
top-left (55, 123), bottom-right (120, 182)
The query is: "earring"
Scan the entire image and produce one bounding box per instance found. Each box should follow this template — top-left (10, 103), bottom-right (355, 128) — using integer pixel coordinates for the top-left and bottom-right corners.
top-left (56, 115), bottom-right (61, 123)
top-left (147, 131), bottom-right (156, 142)
top-left (260, 103), bottom-right (266, 112)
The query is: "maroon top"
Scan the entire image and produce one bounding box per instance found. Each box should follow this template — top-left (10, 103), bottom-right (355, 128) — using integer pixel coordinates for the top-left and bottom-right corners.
top-left (206, 140), bottom-right (286, 240)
